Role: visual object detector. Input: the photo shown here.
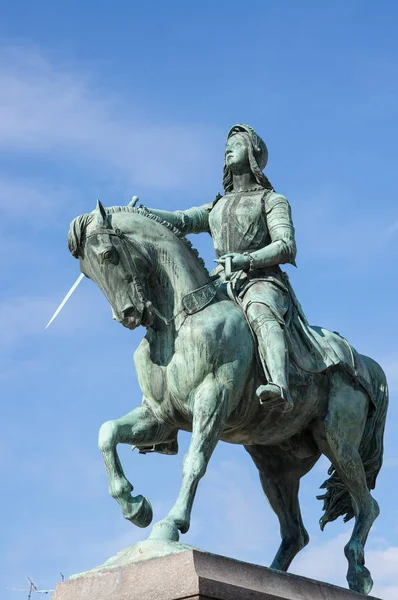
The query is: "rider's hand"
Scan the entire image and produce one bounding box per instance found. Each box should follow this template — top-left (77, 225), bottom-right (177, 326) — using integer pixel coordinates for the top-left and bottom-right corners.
top-left (215, 253), bottom-right (251, 272)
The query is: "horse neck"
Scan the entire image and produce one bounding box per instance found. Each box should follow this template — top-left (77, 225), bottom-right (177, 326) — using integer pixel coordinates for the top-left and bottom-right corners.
top-left (148, 233), bottom-right (210, 327)
top-left (109, 211), bottom-right (209, 325)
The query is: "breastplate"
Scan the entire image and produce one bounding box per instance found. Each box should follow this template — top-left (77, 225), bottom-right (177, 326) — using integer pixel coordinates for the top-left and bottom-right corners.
top-left (209, 191), bottom-right (270, 257)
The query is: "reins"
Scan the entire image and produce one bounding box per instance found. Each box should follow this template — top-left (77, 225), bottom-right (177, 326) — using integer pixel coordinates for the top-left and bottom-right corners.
top-left (86, 226), bottom-right (215, 327)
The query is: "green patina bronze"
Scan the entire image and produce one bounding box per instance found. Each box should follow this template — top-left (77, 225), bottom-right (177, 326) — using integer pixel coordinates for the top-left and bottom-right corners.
top-left (68, 124), bottom-right (388, 595)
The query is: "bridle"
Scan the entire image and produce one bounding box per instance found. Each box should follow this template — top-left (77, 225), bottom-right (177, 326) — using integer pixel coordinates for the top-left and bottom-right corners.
top-left (86, 226), bottom-right (161, 326)
top-left (85, 226), bottom-right (215, 328)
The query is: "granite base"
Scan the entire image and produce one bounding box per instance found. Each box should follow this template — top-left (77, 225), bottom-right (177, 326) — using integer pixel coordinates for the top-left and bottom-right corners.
top-left (52, 545), bottom-right (381, 600)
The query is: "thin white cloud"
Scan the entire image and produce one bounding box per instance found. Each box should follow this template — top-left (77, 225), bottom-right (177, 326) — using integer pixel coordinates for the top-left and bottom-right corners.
top-left (0, 178), bottom-right (68, 219)
top-left (386, 221), bottom-right (398, 238)
top-left (0, 286), bottom-right (106, 356)
top-left (292, 532), bottom-right (398, 599)
top-left (0, 45), bottom-right (217, 189)
top-left (191, 458), bottom-right (278, 562)
top-left (0, 296), bottom-right (58, 348)
top-left (293, 189), bottom-right (395, 262)
top-left (3, 523), bottom-right (144, 588)
top-left (292, 532), bottom-right (348, 585)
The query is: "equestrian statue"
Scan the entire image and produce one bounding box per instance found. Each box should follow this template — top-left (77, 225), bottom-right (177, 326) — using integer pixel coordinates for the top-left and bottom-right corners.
top-left (67, 124), bottom-right (388, 595)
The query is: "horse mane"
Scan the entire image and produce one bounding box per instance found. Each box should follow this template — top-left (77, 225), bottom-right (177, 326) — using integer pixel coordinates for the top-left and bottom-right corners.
top-left (68, 205), bottom-right (209, 276)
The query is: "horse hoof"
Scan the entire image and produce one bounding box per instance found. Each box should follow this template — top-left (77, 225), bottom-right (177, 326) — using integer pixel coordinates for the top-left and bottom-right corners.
top-left (347, 567), bottom-right (373, 595)
top-left (124, 495), bottom-right (153, 528)
top-left (149, 519), bottom-right (180, 542)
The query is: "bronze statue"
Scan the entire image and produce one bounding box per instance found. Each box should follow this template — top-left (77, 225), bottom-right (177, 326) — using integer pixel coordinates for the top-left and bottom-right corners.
top-left (147, 124), bottom-right (298, 411)
top-left (66, 125), bottom-right (388, 595)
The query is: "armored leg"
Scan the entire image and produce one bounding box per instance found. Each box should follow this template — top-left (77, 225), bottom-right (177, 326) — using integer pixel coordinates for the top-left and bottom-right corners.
top-left (247, 302), bottom-right (293, 411)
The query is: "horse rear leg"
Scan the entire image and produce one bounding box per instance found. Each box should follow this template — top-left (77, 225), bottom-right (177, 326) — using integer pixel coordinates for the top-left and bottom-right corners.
top-left (246, 443), bottom-right (320, 571)
top-left (98, 403), bottom-right (175, 527)
top-left (312, 372), bottom-right (379, 595)
top-left (149, 375), bottom-right (230, 542)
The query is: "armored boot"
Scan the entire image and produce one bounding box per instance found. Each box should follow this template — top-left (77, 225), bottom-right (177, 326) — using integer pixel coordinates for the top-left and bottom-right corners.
top-left (252, 312), bottom-right (294, 412)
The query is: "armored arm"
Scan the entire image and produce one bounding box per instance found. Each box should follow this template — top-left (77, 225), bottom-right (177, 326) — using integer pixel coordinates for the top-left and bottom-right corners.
top-left (144, 204), bottom-right (212, 235)
top-left (248, 192), bottom-right (297, 269)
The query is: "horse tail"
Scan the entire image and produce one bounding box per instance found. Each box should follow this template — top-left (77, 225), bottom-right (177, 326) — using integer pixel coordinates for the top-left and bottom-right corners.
top-left (318, 356), bottom-right (389, 530)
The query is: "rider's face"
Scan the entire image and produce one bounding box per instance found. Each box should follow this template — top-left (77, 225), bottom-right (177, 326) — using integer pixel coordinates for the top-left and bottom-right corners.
top-left (225, 133), bottom-right (250, 173)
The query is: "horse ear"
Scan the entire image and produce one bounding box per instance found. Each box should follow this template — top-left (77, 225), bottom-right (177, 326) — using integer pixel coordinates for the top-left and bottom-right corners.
top-left (95, 199), bottom-right (107, 226)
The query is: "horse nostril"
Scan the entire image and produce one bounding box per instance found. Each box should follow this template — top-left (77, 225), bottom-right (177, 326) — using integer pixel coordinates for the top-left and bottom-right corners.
top-left (123, 307), bottom-right (136, 319)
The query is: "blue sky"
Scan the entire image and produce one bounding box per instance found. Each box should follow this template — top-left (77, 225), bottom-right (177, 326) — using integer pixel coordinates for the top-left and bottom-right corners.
top-left (1, 1), bottom-right (398, 598)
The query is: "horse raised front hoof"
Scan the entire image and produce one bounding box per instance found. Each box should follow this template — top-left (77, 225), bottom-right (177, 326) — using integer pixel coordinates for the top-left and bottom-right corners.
top-left (124, 494), bottom-right (153, 528)
top-left (149, 519), bottom-right (180, 542)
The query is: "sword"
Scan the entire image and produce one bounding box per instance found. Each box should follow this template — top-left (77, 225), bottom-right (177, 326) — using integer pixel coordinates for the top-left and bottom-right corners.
top-left (46, 193), bottom-right (138, 330)
top-left (45, 273), bottom-right (85, 329)
top-left (128, 195), bottom-right (139, 208)
top-left (224, 256), bottom-right (232, 281)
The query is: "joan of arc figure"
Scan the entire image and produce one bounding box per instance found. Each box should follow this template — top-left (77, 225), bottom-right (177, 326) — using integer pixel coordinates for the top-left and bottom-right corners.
top-left (147, 124), bottom-right (298, 412)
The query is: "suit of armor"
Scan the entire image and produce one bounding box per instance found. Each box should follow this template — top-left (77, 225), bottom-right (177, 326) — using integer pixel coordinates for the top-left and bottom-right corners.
top-left (149, 124), bottom-right (297, 411)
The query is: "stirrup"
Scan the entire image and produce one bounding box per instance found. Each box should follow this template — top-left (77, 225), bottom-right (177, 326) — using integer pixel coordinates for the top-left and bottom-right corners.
top-left (133, 437), bottom-right (178, 455)
top-left (257, 383), bottom-right (294, 412)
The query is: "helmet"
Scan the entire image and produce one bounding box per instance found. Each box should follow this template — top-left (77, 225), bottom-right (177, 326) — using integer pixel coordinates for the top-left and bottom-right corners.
top-left (226, 124), bottom-right (268, 170)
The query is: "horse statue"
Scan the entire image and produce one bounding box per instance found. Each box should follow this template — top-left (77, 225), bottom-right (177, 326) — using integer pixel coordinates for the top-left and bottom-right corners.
top-left (67, 200), bottom-right (388, 595)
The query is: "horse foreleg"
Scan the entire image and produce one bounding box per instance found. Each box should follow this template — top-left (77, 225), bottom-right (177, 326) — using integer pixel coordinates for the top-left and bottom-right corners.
top-left (313, 374), bottom-right (379, 595)
top-left (246, 444), bottom-right (319, 571)
top-left (149, 376), bottom-right (230, 542)
top-left (98, 404), bottom-right (174, 528)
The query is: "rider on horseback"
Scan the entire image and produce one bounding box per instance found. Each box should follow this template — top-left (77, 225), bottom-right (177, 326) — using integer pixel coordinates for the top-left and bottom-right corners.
top-left (146, 124), bottom-right (297, 412)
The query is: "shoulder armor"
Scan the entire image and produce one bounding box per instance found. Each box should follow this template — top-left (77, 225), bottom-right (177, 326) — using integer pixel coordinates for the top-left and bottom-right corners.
top-left (263, 191), bottom-right (289, 213)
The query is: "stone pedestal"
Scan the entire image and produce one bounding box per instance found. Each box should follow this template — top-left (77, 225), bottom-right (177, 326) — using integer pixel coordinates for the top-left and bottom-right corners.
top-left (52, 544), bottom-right (380, 600)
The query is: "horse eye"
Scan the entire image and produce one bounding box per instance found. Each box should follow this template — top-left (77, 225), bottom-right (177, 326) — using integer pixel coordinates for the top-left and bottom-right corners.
top-left (102, 249), bottom-right (114, 261)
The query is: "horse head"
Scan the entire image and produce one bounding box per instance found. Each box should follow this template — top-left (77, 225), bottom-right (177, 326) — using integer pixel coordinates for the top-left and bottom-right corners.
top-left (68, 200), bottom-right (156, 330)
top-left (68, 200), bottom-right (211, 332)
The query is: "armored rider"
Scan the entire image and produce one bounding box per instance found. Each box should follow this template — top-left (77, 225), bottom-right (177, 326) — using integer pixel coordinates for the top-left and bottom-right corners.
top-left (146, 124), bottom-right (297, 412)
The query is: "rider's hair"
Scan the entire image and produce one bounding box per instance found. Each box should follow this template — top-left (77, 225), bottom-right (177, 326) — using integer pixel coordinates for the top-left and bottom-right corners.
top-left (223, 133), bottom-right (273, 194)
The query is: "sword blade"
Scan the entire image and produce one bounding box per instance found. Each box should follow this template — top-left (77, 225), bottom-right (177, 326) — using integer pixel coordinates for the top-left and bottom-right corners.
top-left (45, 273), bottom-right (85, 329)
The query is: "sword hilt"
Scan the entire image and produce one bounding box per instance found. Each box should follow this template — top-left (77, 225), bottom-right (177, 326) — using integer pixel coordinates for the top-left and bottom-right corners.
top-left (225, 256), bottom-right (232, 281)
top-left (128, 196), bottom-right (139, 207)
